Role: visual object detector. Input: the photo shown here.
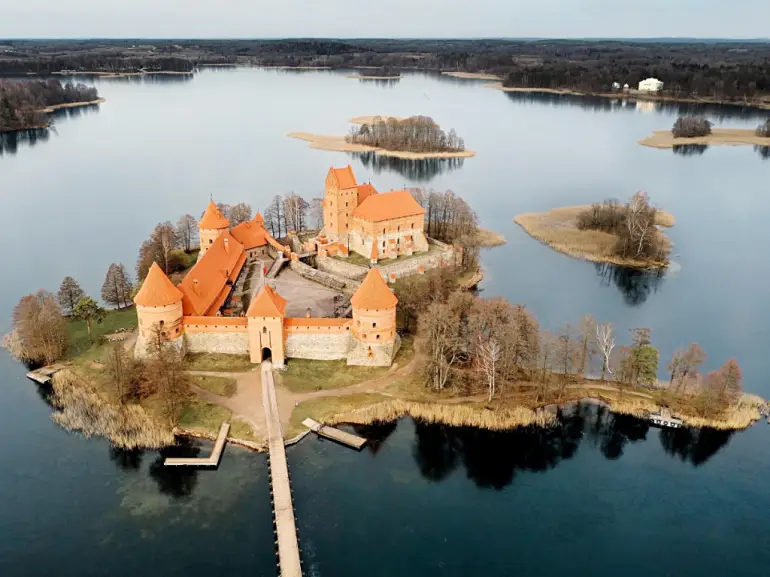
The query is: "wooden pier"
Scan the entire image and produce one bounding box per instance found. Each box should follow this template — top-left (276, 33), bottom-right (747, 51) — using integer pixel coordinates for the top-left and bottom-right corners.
top-left (164, 423), bottom-right (230, 467)
top-left (262, 363), bottom-right (303, 577)
top-left (25, 364), bottom-right (65, 385)
top-left (302, 418), bottom-right (367, 450)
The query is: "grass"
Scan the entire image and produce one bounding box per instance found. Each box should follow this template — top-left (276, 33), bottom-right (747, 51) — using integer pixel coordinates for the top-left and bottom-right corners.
top-left (514, 205), bottom-right (674, 269)
top-left (333, 251), bottom-right (371, 267)
top-left (178, 398), bottom-right (231, 436)
top-left (184, 353), bottom-right (254, 372)
top-left (189, 374), bottom-right (238, 397)
top-left (277, 336), bottom-right (414, 393)
top-left (377, 242), bottom-right (441, 266)
top-left (67, 306), bottom-right (138, 362)
top-left (286, 394), bottom-right (387, 438)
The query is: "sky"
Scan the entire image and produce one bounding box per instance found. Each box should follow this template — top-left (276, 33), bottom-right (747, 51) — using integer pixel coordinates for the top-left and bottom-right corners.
top-left (0, 0), bottom-right (768, 39)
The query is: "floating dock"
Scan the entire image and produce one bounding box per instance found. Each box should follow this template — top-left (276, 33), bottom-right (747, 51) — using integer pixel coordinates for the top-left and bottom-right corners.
top-left (25, 364), bottom-right (65, 385)
top-left (302, 418), bottom-right (367, 450)
top-left (164, 423), bottom-right (230, 467)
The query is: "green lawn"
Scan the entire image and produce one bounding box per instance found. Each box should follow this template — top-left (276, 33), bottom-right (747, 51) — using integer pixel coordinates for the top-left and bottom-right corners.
top-left (184, 353), bottom-right (255, 372)
top-left (189, 374), bottom-right (238, 397)
top-left (178, 398), bottom-right (231, 435)
top-left (67, 306), bottom-right (138, 363)
top-left (278, 336), bottom-right (414, 393)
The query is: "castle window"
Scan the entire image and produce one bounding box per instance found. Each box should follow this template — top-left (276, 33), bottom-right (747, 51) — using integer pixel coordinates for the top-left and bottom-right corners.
top-left (345, 202), bottom-right (348, 207)
top-left (159, 320), bottom-right (165, 326)
top-left (411, 223), bottom-right (414, 229)
top-left (161, 331), bottom-right (167, 338)
top-left (372, 322), bottom-right (377, 328)
top-left (376, 334), bottom-right (380, 340)
top-left (263, 326), bottom-right (267, 333)
top-left (383, 228), bottom-right (386, 235)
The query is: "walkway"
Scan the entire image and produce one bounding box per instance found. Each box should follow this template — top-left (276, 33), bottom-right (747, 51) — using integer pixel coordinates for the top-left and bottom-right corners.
top-left (262, 361), bottom-right (302, 577)
top-left (165, 423), bottom-right (230, 467)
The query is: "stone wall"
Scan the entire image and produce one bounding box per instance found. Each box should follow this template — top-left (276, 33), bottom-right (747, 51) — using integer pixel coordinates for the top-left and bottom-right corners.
top-left (378, 241), bottom-right (459, 281)
top-left (289, 260), bottom-right (361, 295)
top-left (285, 332), bottom-right (352, 360)
top-left (315, 254), bottom-right (369, 281)
top-left (346, 334), bottom-right (401, 366)
top-left (185, 331), bottom-right (250, 355)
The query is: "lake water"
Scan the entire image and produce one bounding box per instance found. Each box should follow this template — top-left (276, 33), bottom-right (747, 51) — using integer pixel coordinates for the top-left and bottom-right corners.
top-left (1, 68), bottom-right (769, 576)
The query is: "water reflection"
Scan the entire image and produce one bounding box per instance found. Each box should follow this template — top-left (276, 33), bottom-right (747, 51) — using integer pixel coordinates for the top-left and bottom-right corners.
top-left (673, 144), bottom-right (709, 156)
top-left (147, 440), bottom-right (202, 499)
top-left (350, 151), bottom-right (464, 182)
top-left (92, 73), bottom-right (194, 85)
top-left (352, 421), bottom-right (398, 455)
top-left (0, 129), bottom-right (50, 156)
top-left (109, 447), bottom-right (144, 472)
top-left (409, 402), bottom-right (730, 490)
top-left (755, 145), bottom-right (770, 160)
top-left (595, 263), bottom-right (665, 306)
top-left (659, 427), bottom-right (734, 467)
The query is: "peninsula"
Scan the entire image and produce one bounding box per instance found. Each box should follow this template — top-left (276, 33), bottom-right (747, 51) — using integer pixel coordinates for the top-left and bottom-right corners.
top-left (289, 115), bottom-right (476, 159)
top-left (639, 128), bottom-right (770, 149)
top-left (514, 193), bottom-right (675, 268)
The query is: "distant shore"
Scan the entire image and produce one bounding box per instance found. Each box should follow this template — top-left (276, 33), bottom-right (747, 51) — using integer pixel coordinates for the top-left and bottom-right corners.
top-left (442, 71), bottom-right (502, 80)
top-left (52, 70), bottom-right (192, 77)
top-left (287, 131), bottom-right (476, 159)
top-left (639, 128), bottom-right (770, 149)
top-left (514, 204), bottom-right (674, 269)
top-left (346, 74), bottom-right (401, 80)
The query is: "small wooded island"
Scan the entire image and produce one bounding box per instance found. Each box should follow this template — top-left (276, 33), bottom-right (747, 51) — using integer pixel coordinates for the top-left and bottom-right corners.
top-left (515, 192), bottom-right (675, 268)
top-left (639, 115), bottom-right (770, 149)
top-left (288, 115), bottom-right (476, 159)
top-left (0, 79), bottom-right (103, 133)
top-left (346, 66), bottom-right (401, 80)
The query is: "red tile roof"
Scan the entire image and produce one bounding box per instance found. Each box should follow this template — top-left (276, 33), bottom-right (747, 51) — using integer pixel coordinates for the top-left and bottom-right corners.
top-left (230, 218), bottom-right (270, 249)
top-left (134, 262), bottom-right (184, 307)
top-left (254, 210), bottom-right (265, 224)
top-left (351, 269), bottom-right (398, 310)
top-left (178, 232), bottom-right (246, 316)
top-left (356, 183), bottom-right (377, 204)
top-left (329, 165), bottom-right (357, 189)
top-left (199, 200), bottom-right (230, 229)
top-left (246, 284), bottom-right (287, 317)
top-left (352, 190), bottom-right (427, 222)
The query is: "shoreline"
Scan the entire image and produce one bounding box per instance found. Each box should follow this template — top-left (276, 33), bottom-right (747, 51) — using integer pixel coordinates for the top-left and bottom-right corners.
top-left (514, 204), bottom-right (674, 269)
top-left (639, 128), bottom-right (770, 149)
top-left (287, 131), bottom-right (476, 159)
top-left (346, 74), bottom-right (401, 80)
top-left (442, 71), bottom-right (502, 81)
top-left (52, 70), bottom-right (192, 77)
top-left (484, 82), bottom-right (770, 111)
top-left (0, 98), bottom-right (106, 134)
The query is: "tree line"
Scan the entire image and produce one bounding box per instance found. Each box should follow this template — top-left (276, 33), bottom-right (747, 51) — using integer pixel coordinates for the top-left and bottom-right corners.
top-left (347, 116), bottom-right (465, 153)
top-left (672, 116), bottom-right (712, 138)
top-left (396, 269), bottom-right (744, 418)
top-left (576, 192), bottom-right (669, 263)
top-left (0, 79), bottom-right (99, 133)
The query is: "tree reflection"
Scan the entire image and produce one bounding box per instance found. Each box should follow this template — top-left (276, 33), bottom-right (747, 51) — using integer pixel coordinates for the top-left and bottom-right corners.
top-left (412, 421), bottom-right (460, 482)
top-left (755, 145), bottom-right (770, 160)
top-left (358, 78), bottom-right (400, 87)
top-left (148, 440), bottom-right (202, 499)
top-left (582, 404), bottom-right (649, 460)
top-left (673, 144), bottom-right (709, 156)
top-left (594, 263), bottom-right (665, 306)
top-left (0, 129), bottom-right (50, 156)
top-left (351, 151), bottom-right (464, 182)
top-left (658, 427), bottom-right (734, 467)
top-left (352, 421), bottom-right (398, 455)
top-left (109, 447), bottom-right (144, 472)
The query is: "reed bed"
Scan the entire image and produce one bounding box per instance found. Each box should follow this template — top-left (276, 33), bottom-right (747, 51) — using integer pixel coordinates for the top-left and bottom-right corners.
top-left (679, 394), bottom-right (764, 430)
top-left (50, 370), bottom-right (174, 449)
top-left (326, 399), bottom-right (556, 430)
top-left (603, 397), bottom-right (659, 418)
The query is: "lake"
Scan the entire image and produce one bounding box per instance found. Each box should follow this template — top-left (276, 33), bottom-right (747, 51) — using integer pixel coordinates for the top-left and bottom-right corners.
top-left (1, 68), bottom-right (769, 576)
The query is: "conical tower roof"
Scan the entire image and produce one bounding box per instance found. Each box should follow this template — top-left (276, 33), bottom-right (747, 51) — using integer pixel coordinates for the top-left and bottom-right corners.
top-left (351, 269), bottom-right (397, 310)
top-left (254, 210), bottom-right (265, 225)
top-left (134, 262), bottom-right (184, 307)
top-left (199, 200), bottom-right (230, 229)
top-left (246, 284), bottom-right (287, 317)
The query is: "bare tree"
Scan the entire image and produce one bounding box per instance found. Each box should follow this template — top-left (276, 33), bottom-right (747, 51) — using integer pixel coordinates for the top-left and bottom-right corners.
top-left (176, 214), bottom-right (198, 252)
top-left (228, 202), bottom-right (252, 226)
top-left (310, 197), bottom-right (324, 229)
top-left (556, 323), bottom-right (576, 399)
top-left (421, 300), bottom-right (461, 391)
top-left (596, 322), bottom-right (615, 380)
top-left (669, 343), bottom-right (706, 393)
top-left (10, 291), bottom-right (69, 364)
top-left (346, 116), bottom-right (466, 153)
top-left (136, 221), bottom-right (178, 279)
top-left (537, 330), bottom-right (557, 401)
top-left (57, 276), bottom-right (85, 316)
top-left (102, 263), bottom-right (133, 309)
top-left (476, 337), bottom-right (501, 402)
top-left (282, 193), bottom-right (309, 233)
top-left (577, 314), bottom-right (597, 376)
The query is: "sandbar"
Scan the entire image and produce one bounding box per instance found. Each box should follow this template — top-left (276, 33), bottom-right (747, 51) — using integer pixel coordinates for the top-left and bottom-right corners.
top-left (287, 131), bottom-right (476, 159)
top-left (639, 128), bottom-right (770, 149)
top-left (442, 71), bottom-right (501, 80)
top-left (474, 227), bottom-right (507, 247)
top-left (40, 98), bottom-right (105, 113)
top-left (484, 82), bottom-right (585, 96)
top-left (514, 205), bottom-right (674, 269)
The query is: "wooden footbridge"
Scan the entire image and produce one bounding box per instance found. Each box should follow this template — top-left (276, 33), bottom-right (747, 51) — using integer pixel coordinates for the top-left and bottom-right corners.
top-left (262, 362), bottom-right (303, 577)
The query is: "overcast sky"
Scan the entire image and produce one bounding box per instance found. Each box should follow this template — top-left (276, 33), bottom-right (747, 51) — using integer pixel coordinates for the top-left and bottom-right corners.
top-left (1, 0), bottom-right (768, 39)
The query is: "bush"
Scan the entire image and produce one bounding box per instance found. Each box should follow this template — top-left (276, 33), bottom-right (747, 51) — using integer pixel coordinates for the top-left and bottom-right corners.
top-left (756, 119), bottom-right (770, 137)
top-left (167, 249), bottom-right (190, 273)
top-left (576, 199), bottom-right (624, 234)
top-left (672, 116), bottom-right (712, 138)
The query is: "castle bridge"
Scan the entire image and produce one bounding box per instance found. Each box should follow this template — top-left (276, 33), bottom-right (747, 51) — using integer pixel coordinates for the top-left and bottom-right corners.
top-left (262, 361), bottom-right (303, 577)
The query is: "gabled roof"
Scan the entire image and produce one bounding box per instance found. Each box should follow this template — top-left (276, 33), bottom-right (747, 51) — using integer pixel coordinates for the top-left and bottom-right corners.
top-left (178, 232), bottom-right (246, 316)
top-left (328, 165), bottom-right (357, 189)
top-left (230, 217), bottom-right (270, 249)
top-left (134, 262), bottom-right (184, 307)
top-left (199, 200), bottom-right (230, 230)
top-left (352, 190), bottom-right (427, 222)
top-left (351, 269), bottom-right (398, 310)
top-left (247, 284), bottom-right (287, 317)
top-left (356, 183), bottom-right (377, 205)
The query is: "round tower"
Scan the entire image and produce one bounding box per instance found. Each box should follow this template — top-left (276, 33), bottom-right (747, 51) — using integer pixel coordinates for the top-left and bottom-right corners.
top-left (349, 269), bottom-right (398, 366)
top-left (198, 200), bottom-right (230, 260)
top-left (133, 262), bottom-right (185, 356)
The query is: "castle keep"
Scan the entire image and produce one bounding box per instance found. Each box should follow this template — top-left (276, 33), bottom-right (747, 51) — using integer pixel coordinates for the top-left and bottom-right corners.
top-left (133, 196), bottom-right (400, 367)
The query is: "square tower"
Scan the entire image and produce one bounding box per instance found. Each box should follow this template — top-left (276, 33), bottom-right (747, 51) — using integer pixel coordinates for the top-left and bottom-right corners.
top-left (324, 165), bottom-right (359, 239)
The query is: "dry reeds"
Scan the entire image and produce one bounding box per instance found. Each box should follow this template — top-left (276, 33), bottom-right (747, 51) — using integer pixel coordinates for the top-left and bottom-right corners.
top-left (326, 399), bottom-right (556, 430)
top-left (680, 394), bottom-right (764, 430)
top-left (50, 370), bottom-right (174, 449)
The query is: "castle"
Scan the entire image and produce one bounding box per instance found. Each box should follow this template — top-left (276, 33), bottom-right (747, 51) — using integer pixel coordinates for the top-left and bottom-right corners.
top-left (314, 165), bottom-right (430, 261)
top-left (133, 194), bottom-right (401, 367)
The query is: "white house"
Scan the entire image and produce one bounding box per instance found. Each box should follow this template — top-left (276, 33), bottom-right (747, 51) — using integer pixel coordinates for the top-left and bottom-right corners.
top-left (638, 78), bottom-right (664, 92)
top-left (612, 81), bottom-right (621, 90)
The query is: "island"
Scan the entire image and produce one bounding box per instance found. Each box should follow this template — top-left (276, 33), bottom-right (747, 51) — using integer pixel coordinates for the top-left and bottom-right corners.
top-left (514, 193), bottom-right (675, 268)
top-left (640, 117), bottom-right (770, 149)
top-left (289, 115), bottom-right (476, 159)
top-left (0, 79), bottom-right (103, 133)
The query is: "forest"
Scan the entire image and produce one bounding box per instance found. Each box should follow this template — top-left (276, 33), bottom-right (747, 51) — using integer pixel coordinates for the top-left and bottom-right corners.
top-left (0, 78), bottom-right (99, 132)
top-left (347, 116), bottom-right (465, 153)
top-left (3, 39), bottom-right (770, 104)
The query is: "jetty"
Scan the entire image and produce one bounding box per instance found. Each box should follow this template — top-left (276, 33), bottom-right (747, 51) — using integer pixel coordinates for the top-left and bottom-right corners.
top-left (262, 363), bottom-right (303, 577)
top-left (302, 418), bottom-right (367, 450)
top-left (25, 364), bottom-right (65, 385)
top-left (164, 422), bottom-right (231, 467)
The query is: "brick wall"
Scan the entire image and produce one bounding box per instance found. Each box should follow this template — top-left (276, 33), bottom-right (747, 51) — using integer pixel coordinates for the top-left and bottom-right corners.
top-left (316, 254), bottom-right (369, 281)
